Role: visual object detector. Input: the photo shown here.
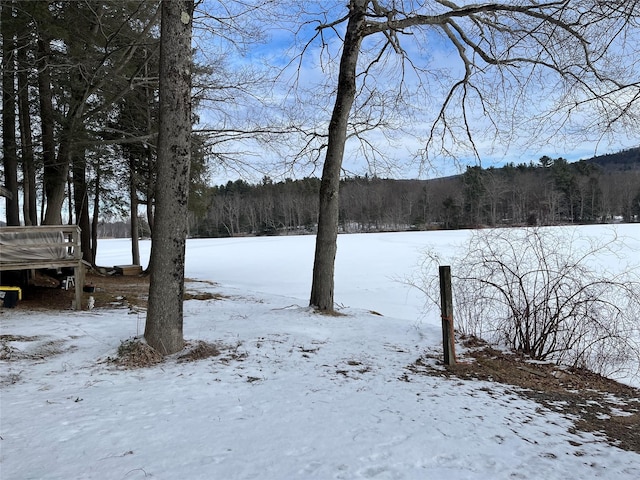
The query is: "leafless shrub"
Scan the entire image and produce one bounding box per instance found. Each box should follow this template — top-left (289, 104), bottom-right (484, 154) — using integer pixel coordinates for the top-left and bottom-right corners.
top-left (415, 227), bottom-right (640, 379)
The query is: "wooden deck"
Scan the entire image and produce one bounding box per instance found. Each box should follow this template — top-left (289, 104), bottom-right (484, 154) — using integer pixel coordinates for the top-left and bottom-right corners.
top-left (0, 225), bottom-right (86, 310)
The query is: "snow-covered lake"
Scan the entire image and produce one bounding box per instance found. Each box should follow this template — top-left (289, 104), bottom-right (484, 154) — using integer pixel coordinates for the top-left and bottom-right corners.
top-left (2, 225), bottom-right (639, 479)
top-left (97, 224), bottom-right (640, 326)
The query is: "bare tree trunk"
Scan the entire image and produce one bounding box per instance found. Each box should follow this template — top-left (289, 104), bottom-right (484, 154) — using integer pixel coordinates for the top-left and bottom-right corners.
top-left (90, 165), bottom-right (100, 266)
top-left (130, 154), bottom-right (141, 265)
top-left (17, 25), bottom-right (37, 225)
top-left (41, 1), bottom-right (85, 225)
top-left (44, 105), bottom-right (83, 225)
top-left (144, 149), bottom-right (155, 274)
top-left (145, 145), bottom-right (156, 234)
top-left (72, 145), bottom-right (92, 263)
top-left (36, 35), bottom-right (59, 224)
top-left (66, 174), bottom-right (73, 224)
top-left (144, 0), bottom-right (193, 355)
top-left (144, 60), bottom-right (156, 243)
top-left (2, 0), bottom-right (20, 225)
top-left (309, 2), bottom-right (365, 311)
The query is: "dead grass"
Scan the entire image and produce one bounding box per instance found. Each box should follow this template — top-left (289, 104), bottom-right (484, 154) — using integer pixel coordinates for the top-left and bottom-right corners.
top-left (177, 340), bottom-right (248, 364)
top-left (113, 338), bottom-right (163, 369)
top-left (183, 292), bottom-right (226, 301)
top-left (407, 335), bottom-right (640, 454)
top-left (177, 340), bottom-right (222, 362)
top-left (0, 334), bottom-right (41, 344)
top-left (313, 308), bottom-right (348, 317)
top-left (110, 338), bottom-right (247, 369)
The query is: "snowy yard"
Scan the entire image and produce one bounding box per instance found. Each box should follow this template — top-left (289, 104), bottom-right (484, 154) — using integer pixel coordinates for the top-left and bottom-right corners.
top-left (1, 226), bottom-right (639, 479)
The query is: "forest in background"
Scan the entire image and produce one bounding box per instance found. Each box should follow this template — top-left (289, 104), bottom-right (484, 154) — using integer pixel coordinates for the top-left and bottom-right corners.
top-left (96, 147), bottom-right (640, 239)
top-left (3, 1), bottom-right (639, 244)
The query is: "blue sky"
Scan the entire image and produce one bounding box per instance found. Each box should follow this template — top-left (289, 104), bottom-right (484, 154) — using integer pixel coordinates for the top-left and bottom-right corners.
top-left (4, 2), bottom-right (639, 223)
top-left (193, 1), bottom-right (640, 185)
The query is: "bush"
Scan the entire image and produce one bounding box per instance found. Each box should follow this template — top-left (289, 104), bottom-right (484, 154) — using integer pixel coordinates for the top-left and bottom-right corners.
top-left (416, 227), bottom-right (640, 378)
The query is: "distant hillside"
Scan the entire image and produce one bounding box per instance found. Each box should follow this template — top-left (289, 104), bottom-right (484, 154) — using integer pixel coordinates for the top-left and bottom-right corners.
top-left (582, 147), bottom-right (640, 172)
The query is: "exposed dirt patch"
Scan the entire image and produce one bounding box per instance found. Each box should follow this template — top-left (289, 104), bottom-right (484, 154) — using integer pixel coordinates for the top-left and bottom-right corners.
top-left (183, 292), bottom-right (225, 301)
top-left (5, 271), bottom-right (150, 311)
top-left (12, 283), bottom-right (77, 310)
top-left (87, 272), bottom-right (151, 310)
top-left (407, 336), bottom-right (640, 454)
top-left (314, 308), bottom-right (348, 317)
top-left (0, 334), bottom-right (41, 343)
top-left (177, 340), bottom-right (222, 362)
top-left (0, 334), bottom-right (70, 361)
top-left (178, 340), bottom-right (247, 364)
top-left (0, 372), bottom-right (22, 387)
top-left (0, 333), bottom-right (77, 387)
top-left (6, 270), bottom-right (224, 311)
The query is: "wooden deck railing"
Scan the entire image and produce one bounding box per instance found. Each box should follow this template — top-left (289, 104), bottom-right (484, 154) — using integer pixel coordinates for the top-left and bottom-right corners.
top-left (0, 225), bottom-right (85, 309)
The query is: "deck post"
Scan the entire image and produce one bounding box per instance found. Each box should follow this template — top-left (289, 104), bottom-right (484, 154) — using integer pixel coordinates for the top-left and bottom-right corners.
top-left (74, 261), bottom-right (84, 310)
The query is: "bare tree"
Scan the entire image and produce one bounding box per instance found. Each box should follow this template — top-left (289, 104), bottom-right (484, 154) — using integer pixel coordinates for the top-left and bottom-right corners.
top-left (2, 0), bottom-right (20, 225)
top-left (16, 4), bottom-right (37, 226)
top-left (299, 1), bottom-right (640, 311)
top-left (415, 227), bottom-right (640, 379)
top-left (144, 0), bottom-right (194, 355)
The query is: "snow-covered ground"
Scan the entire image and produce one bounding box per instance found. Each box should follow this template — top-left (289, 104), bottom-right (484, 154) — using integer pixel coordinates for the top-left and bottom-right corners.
top-left (2, 225), bottom-right (639, 479)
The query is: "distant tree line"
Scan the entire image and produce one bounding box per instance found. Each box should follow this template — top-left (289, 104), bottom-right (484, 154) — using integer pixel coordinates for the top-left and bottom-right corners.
top-left (190, 176), bottom-right (320, 237)
top-left (185, 154), bottom-right (639, 237)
